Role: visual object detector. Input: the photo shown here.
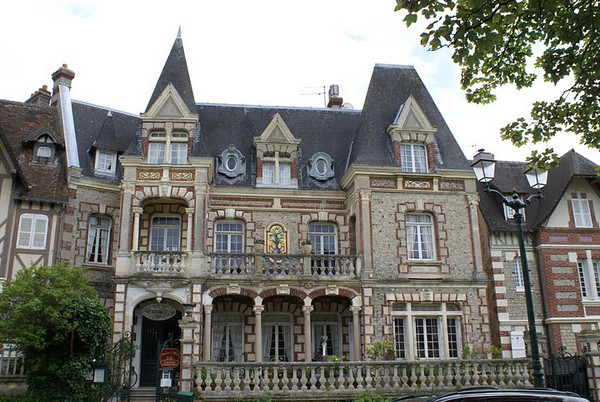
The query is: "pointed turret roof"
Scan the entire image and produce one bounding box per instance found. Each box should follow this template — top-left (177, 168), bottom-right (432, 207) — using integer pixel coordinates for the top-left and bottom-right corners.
top-left (145, 28), bottom-right (196, 113)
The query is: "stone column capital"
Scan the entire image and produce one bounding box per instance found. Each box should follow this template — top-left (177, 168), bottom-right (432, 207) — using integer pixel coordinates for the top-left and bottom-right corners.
top-left (253, 305), bottom-right (264, 315)
top-left (302, 306), bottom-right (314, 315)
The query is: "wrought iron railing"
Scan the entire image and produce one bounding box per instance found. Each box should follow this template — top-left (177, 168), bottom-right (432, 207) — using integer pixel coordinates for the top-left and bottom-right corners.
top-left (194, 359), bottom-right (533, 400)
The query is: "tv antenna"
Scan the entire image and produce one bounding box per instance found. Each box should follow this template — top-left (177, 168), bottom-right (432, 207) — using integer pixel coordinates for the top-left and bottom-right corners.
top-left (301, 86), bottom-right (327, 107)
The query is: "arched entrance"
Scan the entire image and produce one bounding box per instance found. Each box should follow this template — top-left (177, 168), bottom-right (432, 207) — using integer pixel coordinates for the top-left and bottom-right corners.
top-left (136, 300), bottom-right (182, 387)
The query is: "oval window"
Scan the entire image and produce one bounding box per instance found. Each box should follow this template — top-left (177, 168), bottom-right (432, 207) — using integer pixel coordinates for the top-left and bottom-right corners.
top-left (225, 155), bottom-right (238, 172)
top-left (315, 158), bottom-right (327, 175)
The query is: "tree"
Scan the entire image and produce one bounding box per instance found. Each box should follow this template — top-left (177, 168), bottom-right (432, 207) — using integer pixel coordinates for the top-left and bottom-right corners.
top-left (0, 264), bottom-right (111, 401)
top-left (395, 0), bottom-right (600, 168)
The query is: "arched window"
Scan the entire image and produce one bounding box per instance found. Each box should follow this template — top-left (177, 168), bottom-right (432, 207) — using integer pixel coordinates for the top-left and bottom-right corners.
top-left (87, 215), bottom-right (112, 264)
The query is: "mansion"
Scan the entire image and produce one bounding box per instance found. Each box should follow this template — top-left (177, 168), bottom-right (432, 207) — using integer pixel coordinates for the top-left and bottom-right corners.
top-left (1, 32), bottom-right (599, 396)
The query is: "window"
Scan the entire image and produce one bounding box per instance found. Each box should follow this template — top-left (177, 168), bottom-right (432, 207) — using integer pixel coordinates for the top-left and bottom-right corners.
top-left (263, 314), bottom-right (292, 362)
top-left (147, 131), bottom-right (188, 164)
top-left (578, 260), bottom-right (600, 300)
top-left (513, 257), bottom-right (524, 292)
top-left (572, 199), bottom-right (593, 228)
top-left (17, 213), bottom-right (48, 249)
top-left (312, 313), bottom-right (341, 358)
top-left (37, 146), bottom-right (52, 158)
top-left (86, 215), bottom-right (111, 264)
top-left (406, 213), bottom-right (435, 260)
top-left (503, 199), bottom-right (525, 221)
top-left (212, 313), bottom-right (243, 362)
top-left (259, 151), bottom-right (295, 187)
top-left (150, 216), bottom-right (180, 251)
top-left (215, 221), bottom-right (244, 253)
top-left (400, 144), bottom-right (427, 173)
top-left (309, 223), bottom-right (337, 274)
top-left (393, 303), bottom-right (461, 360)
top-left (95, 150), bottom-right (117, 175)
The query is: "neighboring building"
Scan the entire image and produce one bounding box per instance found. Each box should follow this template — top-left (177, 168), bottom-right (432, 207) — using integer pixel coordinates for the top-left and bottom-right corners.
top-left (0, 88), bottom-right (68, 285)
top-left (478, 150), bottom-right (600, 358)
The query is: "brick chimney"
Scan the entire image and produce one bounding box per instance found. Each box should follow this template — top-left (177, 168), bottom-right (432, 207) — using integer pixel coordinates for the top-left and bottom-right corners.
top-left (25, 85), bottom-right (51, 106)
top-left (50, 64), bottom-right (75, 106)
top-left (326, 84), bottom-right (343, 108)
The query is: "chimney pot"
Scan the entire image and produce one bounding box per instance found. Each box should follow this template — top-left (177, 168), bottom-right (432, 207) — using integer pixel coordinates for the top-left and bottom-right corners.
top-left (327, 84), bottom-right (343, 108)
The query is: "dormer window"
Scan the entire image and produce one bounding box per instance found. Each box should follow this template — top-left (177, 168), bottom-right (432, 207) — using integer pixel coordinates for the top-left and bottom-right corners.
top-left (37, 146), bottom-right (52, 158)
top-left (262, 152), bottom-right (291, 186)
top-left (400, 144), bottom-right (427, 173)
top-left (147, 131), bottom-right (188, 165)
top-left (95, 149), bottom-right (117, 176)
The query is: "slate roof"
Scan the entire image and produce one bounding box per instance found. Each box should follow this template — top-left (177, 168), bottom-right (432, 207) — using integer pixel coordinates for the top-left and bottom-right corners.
top-left (0, 99), bottom-right (68, 203)
top-left (145, 33), bottom-right (195, 114)
top-left (477, 150), bottom-right (599, 233)
top-left (71, 101), bottom-right (140, 181)
top-left (348, 64), bottom-right (470, 171)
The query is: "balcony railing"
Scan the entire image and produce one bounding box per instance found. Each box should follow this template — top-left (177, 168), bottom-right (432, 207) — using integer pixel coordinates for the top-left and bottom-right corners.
top-left (133, 251), bottom-right (188, 274)
top-left (206, 253), bottom-right (360, 278)
top-left (194, 359), bottom-right (533, 400)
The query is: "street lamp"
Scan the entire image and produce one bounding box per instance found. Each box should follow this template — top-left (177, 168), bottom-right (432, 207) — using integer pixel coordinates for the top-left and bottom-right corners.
top-left (471, 149), bottom-right (546, 388)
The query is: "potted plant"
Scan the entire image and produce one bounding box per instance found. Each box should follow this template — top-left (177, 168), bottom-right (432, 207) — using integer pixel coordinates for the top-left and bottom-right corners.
top-left (301, 239), bottom-right (312, 254)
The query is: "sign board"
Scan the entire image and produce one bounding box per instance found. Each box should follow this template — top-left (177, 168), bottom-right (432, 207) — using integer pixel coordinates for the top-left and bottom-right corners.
top-left (160, 348), bottom-right (179, 368)
top-left (142, 303), bottom-right (176, 321)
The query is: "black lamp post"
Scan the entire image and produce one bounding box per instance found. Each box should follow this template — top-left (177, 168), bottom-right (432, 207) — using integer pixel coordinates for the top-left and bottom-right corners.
top-left (471, 149), bottom-right (546, 388)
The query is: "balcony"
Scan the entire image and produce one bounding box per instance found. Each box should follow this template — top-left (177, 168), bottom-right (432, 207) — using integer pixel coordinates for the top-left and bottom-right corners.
top-left (194, 359), bottom-right (533, 400)
top-left (133, 251), bottom-right (188, 274)
top-left (206, 253), bottom-right (360, 278)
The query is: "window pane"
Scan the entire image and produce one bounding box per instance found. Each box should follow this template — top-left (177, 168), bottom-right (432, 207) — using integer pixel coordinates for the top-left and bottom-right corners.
top-left (309, 223), bottom-right (337, 255)
top-left (514, 258), bottom-right (524, 291)
top-left (406, 214), bottom-right (435, 260)
top-left (148, 143), bottom-right (165, 164)
top-left (447, 318), bottom-right (459, 358)
top-left (572, 199), bottom-right (592, 228)
top-left (150, 216), bottom-right (180, 251)
top-left (400, 144), bottom-right (427, 173)
top-left (87, 216), bottom-right (111, 264)
top-left (394, 318), bottom-right (406, 358)
top-left (18, 214), bottom-right (47, 249)
top-left (578, 262), bottom-right (588, 298)
top-left (215, 221), bottom-right (244, 253)
top-left (262, 163), bottom-right (274, 184)
top-left (170, 143), bottom-right (187, 164)
top-left (279, 163), bottom-right (291, 185)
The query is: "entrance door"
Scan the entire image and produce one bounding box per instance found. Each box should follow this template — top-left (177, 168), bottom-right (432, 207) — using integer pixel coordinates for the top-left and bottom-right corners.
top-left (139, 313), bottom-right (181, 387)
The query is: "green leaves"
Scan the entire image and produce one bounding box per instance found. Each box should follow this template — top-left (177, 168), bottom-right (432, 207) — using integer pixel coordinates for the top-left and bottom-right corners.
top-left (395, 0), bottom-right (600, 168)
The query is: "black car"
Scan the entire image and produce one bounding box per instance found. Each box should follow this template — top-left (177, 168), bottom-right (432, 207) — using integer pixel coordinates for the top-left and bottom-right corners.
top-left (393, 387), bottom-right (590, 401)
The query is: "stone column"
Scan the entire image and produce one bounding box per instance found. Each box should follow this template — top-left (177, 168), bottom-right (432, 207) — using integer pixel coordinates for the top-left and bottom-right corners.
top-left (253, 305), bottom-right (264, 362)
top-left (185, 208), bottom-right (194, 252)
top-left (179, 318), bottom-right (196, 392)
top-left (203, 304), bottom-right (213, 361)
top-left (359, 190), bottom-right (372, 271)
top-left (303, 305), bottom-right (314, 362)
top-left (194, 185), bottom-right (208, 252)
top-left (119, 184), bottom-right (135, 252)
top-left (131, 207), bottom-right (143, 251)
top-left (350, 306), bottom-right (362, 361)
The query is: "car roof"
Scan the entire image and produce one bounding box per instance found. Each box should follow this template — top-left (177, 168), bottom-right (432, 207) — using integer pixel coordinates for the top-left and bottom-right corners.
top-left (394, 388), bottom-right (588, 402)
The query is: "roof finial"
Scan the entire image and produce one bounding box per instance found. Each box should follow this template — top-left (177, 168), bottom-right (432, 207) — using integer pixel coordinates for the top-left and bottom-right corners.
top-left (177, 25), bottom-right (182, 39)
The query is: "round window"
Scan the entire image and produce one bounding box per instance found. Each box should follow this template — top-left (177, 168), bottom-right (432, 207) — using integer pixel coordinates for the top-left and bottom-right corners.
top-left (315, 158), bottom-right (327, 175)
top-left (225, 155), bottom-right (238, 172)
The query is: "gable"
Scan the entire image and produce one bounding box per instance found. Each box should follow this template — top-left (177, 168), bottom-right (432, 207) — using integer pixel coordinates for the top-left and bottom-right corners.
top-left (142, 83), bottom-right (198, 121)
top-left (545, 178), bottom-right (600, 228)
top-left (387, 95), bottom-right (437, 143)
top-left (255, 113), bottom-right (300, 145)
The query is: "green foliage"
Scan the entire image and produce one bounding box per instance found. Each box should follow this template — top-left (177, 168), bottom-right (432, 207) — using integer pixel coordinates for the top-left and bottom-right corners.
top-left (490, 344), bottom-right (503, 359)
top-left (395, 0), bottom-right (600, 168)
top-left (365, 339), bottom-right (396, 361)
top-left (0, 264), bottom-right (112, 401)
top-left (352, 392), bottom-right (392, 402)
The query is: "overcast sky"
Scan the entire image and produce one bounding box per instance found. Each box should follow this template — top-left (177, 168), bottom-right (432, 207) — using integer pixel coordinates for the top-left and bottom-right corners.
top-left (2, 0), bottom-right (598, 164)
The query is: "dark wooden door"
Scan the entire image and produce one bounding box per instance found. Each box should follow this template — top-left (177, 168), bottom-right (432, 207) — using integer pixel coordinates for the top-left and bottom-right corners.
top-left (139, 314), bottom-right (181, 387)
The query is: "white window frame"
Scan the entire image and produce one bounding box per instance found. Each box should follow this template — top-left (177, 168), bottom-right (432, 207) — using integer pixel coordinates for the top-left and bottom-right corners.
top-left (572, 198), bottom-right (593, 228)
top-left (262, 314), bottom-right (292, 362)
top-left (86, 215), bottom-right (112, 264)
top-left (578, 260), bottom-right (600, 300)
top-left (214, 221), bottom-right (244, 253)
top-left (400, 143), bottom-right (428, 173)
top-left (260, 151), bottom-right (294, 187)
top-left (37, 146), bottom-right (52, 158)
top-left (392, 302), bottom-right (462, 360)
top-left (17, 213), bottom-right (48, 249)
top-left (308, 223), bottom-right (337, 255)
top-left (311, 313), bottom-right (342, 358)
top-left (94, 150), bottom-right (117, 175)
top-left (406, 213), bottom-right (435, 260)
top-left (212, 313), bottom-right (244, 362)
top-left (513, 257), bottom-right (525, 292)
top-left (148, 142), bottom-right (166, 164)
top-left (150, 215), bottom-right (181, 252)
top-left (147, 131), bottom-right (188, 164)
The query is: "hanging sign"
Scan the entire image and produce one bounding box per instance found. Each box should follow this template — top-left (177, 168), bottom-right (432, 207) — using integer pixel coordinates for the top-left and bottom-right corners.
top-left (142, 303), bottom-right (176, 321)
top-left (160, 348), bottom-right (180, 368)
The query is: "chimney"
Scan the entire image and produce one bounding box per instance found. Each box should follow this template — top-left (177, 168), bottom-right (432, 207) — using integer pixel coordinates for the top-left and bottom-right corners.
top-left (326, 84), bottom-right (343, 108)
top-left (25, 85), bottom-right (51, 106)
top-left (50, 64), bottom-right (75, 106)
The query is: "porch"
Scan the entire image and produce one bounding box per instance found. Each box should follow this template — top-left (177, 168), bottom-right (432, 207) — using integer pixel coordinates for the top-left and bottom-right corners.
top-left (193, 359), bottom-right (534, 400)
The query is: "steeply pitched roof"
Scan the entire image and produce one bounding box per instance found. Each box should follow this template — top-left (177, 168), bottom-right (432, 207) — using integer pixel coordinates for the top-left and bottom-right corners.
top-left (71, 101), bottom-right (140, 181)
top-left (145, 32), bottom-right (195, 114)
top-left (348, 64), bottom-right (469, 171)
top-left (478, 150), bottom-right (599, 233)
top-left (0, 99), bottom-right (68, 203)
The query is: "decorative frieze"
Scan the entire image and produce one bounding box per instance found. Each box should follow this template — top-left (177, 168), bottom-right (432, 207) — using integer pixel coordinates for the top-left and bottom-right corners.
top-left (137, 169), bottom-right (162, 180)
top-left (439, 179), bottom-right (465, 192)
top-left (170, 170), bottom-right (195, 181)
top-left (370, 177), bottom-right (396, 189)
top-left (402, 178), bottom-right (432, 190)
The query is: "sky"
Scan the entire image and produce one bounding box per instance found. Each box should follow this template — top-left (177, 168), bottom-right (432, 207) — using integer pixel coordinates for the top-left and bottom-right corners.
top-left (1, 0), bottom-right (598, 165)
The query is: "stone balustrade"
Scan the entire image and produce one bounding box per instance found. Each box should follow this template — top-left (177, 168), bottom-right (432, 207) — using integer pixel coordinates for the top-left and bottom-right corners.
top-left (133, 251), bottom-right (188, 274)
top-left (194, 359), bottom-right (533, 400)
